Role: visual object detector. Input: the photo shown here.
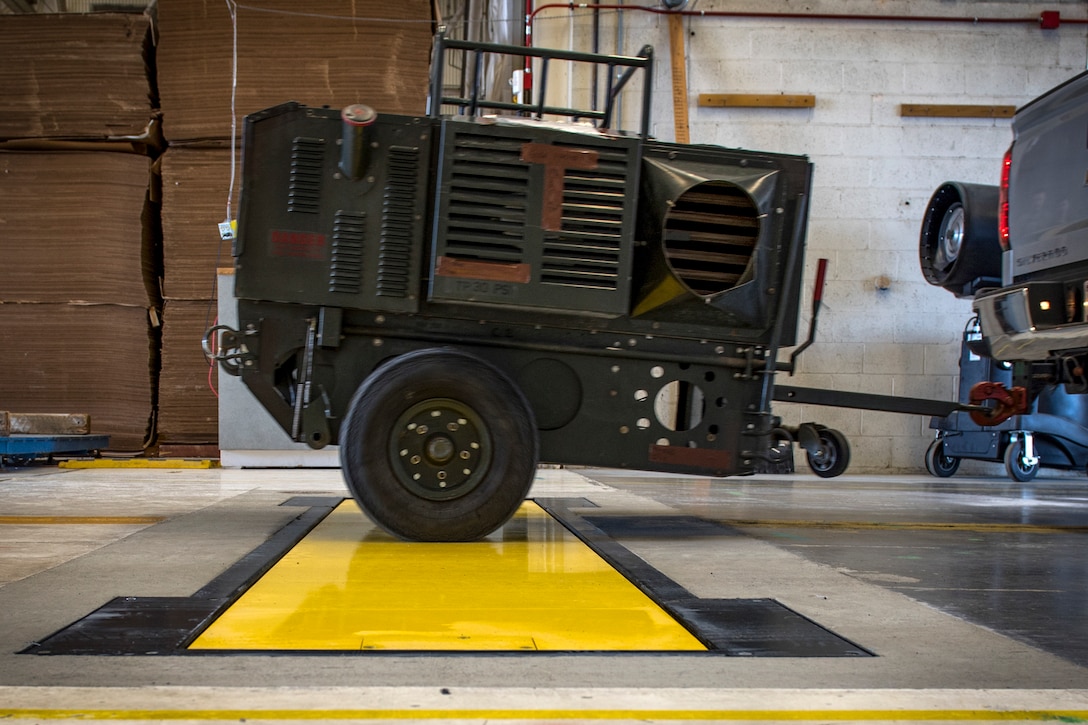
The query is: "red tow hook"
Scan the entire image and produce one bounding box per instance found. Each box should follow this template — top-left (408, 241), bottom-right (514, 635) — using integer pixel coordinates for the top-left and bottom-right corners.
top-left (968, 382), bottom-right (1029, 426)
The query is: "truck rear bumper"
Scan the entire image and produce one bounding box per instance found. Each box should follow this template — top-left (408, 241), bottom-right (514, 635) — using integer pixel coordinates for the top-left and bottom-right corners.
top-left (974, 282), bottom-right (1088, 361)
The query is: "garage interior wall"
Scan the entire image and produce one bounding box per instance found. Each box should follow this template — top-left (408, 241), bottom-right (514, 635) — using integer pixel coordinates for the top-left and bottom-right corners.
top-left (3, 0), bottom-right (1085, 472)
top-left (534, 0), bottom-right (1086, 472)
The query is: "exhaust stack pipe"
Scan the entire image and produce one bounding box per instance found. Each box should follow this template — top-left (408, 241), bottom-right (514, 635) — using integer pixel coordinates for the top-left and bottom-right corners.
top-left (339, 104), bottom-right (378, 180)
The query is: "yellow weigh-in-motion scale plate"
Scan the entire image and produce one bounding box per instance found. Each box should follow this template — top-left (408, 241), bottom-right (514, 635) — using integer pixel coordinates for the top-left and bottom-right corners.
top-left (190, 501), bottom-right (707, 652)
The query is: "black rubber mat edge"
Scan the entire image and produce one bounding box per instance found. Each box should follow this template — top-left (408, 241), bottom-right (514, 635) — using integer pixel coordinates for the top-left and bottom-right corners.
top-left (537, 499), bottom-right (873, 657)
top-left (20, 496), bottom-right (341, 656)
top-left (22, 495), bottom-right (871, 657)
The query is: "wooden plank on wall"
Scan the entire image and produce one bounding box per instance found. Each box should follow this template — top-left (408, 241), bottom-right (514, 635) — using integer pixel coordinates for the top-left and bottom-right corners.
top-left (668, 14), bottom-right (690, 143)
top-left (698, 93), bottom-right (815, 108)
top-left (900, 104), bottom-right (1016, 118)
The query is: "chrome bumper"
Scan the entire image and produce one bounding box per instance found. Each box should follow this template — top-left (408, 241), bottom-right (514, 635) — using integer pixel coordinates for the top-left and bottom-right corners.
top-left (974, 284), bottom-right (1088, 361)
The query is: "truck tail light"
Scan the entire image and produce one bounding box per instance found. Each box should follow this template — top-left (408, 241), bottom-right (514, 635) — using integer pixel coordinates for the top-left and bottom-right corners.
top-left (999, 145), bottom-right (1012, 251)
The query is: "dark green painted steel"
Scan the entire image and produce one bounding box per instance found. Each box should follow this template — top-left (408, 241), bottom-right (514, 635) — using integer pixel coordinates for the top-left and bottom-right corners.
top-left (225, 37), bottom-right (814, 497)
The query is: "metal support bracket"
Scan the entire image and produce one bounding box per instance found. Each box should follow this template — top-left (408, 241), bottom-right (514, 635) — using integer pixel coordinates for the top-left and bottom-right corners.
top-left (1012, 430), bottom-right (1040, 467)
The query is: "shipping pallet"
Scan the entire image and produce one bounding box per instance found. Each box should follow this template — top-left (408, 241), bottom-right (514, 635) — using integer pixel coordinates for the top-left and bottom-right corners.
top-left (0, 412), bottom-right (109, 467)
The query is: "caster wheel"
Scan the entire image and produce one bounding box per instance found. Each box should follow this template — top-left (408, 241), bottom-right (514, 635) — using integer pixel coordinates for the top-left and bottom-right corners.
top-left (1004, 439), bottom-right (1039, 482)
top-left (925, 438), bottom-right (960, 478)
top-left (805, 427), bottom-right (850, 478)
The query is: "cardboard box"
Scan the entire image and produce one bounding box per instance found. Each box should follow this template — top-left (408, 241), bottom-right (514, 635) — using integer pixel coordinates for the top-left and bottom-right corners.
top-left (156, 299), bottom-right (220, 444)
top-left (0, 304), bottom-right (155, 451)
top-left (157, 0), bottom-right (432, 141)
top-left (159, 147), bottom-right (238, 301)
top-left (0, 13), bottom-right (155, 141)
top-left (0, 150), bottom-right (157, 308)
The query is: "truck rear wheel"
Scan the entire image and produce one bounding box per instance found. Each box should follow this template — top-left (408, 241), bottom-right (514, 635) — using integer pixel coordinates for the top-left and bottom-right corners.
top-left (340, 347), bottom-right (539, 541)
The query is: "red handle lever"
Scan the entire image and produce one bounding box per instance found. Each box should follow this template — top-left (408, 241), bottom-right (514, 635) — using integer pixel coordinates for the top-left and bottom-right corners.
top-left (813, 257), bottom-right (829, 304)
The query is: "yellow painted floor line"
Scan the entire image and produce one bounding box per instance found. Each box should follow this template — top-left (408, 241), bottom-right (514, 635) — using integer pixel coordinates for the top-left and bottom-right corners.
top-left (0, 515), bottom-right (165, 525)
top-left (190, 500), bottom-right (706, 652)
top-left (2, 687), bottom-right (1086, 722)
top-left (59, 459), bottom-right (217, 469)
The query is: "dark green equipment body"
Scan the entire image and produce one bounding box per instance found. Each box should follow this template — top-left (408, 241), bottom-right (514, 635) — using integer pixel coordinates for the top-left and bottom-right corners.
top-left (211, 35), bottom-right (821, 541)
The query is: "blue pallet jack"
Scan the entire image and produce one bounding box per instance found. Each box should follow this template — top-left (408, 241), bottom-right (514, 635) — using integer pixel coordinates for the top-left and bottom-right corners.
top-left (1, 413), bottom-right (109, 467)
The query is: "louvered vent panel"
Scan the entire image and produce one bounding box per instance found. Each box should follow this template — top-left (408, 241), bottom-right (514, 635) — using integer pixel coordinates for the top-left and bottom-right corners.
top-left (541, 144), bottom-right (630, 290)
top-left (288, 137), bottom-right (324, 214)
top-left (377, 146), bottom-right (420, 299)
top-left (663, 181), bottom-right (760, 297)
top-left (443, 133), bottom-right (530, 262)
top-left (329, 211), bottom-right (365, 294)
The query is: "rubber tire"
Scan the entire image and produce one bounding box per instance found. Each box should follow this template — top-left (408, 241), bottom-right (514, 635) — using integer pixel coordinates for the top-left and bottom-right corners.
top-left (925, 438), bottom-right (961, 478)
top-left (1004, 439), bottom-right (1039, 483)
top-left (805, 428), bottom-right (850, 478)
top-left (340, 347), bottom-right (539, 542)
top-left (918, 182), bottom-right (1001, 298)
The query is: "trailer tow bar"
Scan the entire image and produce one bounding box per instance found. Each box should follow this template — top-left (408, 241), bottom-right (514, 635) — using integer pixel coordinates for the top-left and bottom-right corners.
top-left (765, 257), bottom-right (1029, 474)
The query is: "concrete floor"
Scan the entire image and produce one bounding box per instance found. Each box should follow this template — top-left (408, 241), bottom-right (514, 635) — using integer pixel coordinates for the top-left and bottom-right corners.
top-left (1, 463), bottom-right (1086, 722)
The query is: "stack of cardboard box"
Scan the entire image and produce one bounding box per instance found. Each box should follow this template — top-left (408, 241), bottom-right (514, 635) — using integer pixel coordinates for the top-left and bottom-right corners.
top-left (1, 1), bottom-right (432, 455)
top-left (0, 13), bottom-right (155, 141)
top-left (155, 147), bottom-right (234, 447)
top-left (154, 0), bottom-right (432, 449)
top-left (0, 14), bottom-right (157, 452)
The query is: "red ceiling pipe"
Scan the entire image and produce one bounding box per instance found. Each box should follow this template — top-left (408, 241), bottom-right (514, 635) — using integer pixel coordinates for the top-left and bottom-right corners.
top-left (527, 3), bottom-right (1084, 28)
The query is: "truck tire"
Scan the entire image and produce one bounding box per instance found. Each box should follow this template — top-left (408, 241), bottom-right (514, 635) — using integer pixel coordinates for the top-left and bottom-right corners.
top-left (918, 182), bottom-right (1001, 298)
top-left (340, 347), bottom-right (539, 541)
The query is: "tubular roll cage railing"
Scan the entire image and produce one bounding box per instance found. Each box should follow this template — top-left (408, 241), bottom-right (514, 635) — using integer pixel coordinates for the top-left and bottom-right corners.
top-left (427, 27), bottom-right (655, 139)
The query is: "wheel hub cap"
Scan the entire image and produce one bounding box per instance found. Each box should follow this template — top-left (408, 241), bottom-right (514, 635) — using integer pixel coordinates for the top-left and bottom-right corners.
top-left (390, 398), bottom-right (491, 501)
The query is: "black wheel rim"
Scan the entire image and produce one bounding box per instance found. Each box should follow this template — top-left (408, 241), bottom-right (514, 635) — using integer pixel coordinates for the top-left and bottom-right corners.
top-left (388, 397), bottom-right (492, 501)
top-left (811, 439), bottom-right (837, 471)
top-left (1015, 458), bottom-right (1037, 475)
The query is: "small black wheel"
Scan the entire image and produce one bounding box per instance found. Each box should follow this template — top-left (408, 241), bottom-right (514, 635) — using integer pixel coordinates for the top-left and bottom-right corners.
top-left (340, 347), bottom-right (539, 541)
top-left (925, 438), bottom-right (960, 478)
top-left (805, 428), bottom-right (850, 478)
top-left (1004, 438), bottom-right (1039, 482)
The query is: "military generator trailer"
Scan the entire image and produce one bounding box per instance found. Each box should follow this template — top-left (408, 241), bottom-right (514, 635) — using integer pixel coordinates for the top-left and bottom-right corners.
top-left (206, 35), bottom-right (993, 541)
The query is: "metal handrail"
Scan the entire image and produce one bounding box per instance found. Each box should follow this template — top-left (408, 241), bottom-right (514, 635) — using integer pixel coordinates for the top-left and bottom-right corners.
top-left (428, 27), bottom-right (655, 138)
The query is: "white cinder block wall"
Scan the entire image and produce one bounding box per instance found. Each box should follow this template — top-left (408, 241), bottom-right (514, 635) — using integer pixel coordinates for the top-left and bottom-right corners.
top-left (533, 0), bottom-right (1087, 472)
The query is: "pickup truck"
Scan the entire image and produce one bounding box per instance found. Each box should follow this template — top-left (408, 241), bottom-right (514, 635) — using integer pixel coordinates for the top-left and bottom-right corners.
top-left (919, 69), bottom-right (1088, 476)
